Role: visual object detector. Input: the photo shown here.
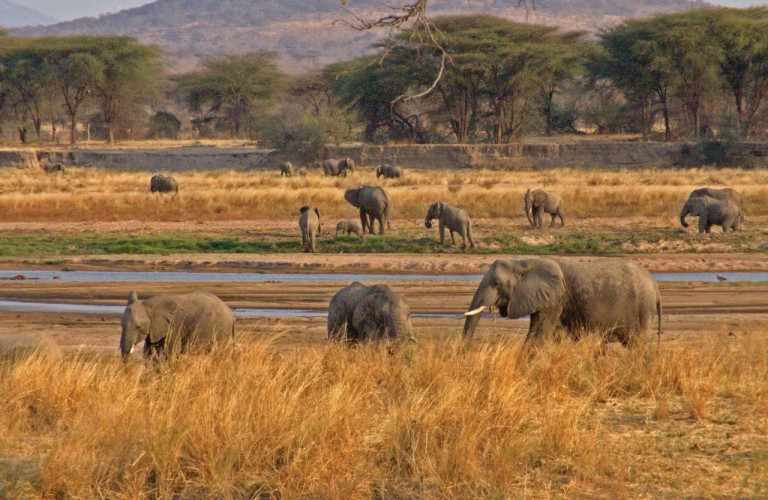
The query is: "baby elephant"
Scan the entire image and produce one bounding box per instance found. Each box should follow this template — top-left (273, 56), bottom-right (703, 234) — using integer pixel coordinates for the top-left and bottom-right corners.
top-left (376, 164), bottom-right (404, 179)
top-left (424, 202), bottom-right (475, 249)
top-left (299, 206), bottom-right (322, 252)
top-left (524, 189), bottom-right (564, 228)
top-left (150, 174), bottom-right (178, 194)
top-left (328, 282), bottom-right (414, 343)
top-left (679, 196), bottom-right (739, 233)
top-left (278, 161), bottom-right (295, 176)
top-left (336, 219), bottom-right (363, 237)
top-left (120, 291), bottom-right (235, 359)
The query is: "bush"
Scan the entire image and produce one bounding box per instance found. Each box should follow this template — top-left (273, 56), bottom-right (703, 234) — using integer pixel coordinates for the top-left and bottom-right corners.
top-left (147, 111), bottom-right (182, 140)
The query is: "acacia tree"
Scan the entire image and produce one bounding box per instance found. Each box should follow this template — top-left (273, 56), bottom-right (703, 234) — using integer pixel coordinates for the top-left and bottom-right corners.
top-left (0, 42), bottom-right (51, 141)
top-left (90, 37), bottom-right (162, 143)
top-left (56, 50), bottom-right (103, 144)
top-left (180, 53), bottom-right (285, 138)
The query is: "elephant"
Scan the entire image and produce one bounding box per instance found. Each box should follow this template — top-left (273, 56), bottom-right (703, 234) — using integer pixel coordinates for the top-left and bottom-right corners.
top-left (119, 291), bottom-right (235, 359)
top-left (327, 282), bottom-right (414, 343)
top-left (424, 202), bottom-right (475, 249)
top-left (321, 158), bottom-right (354, 177)
top-left (524, 189), bottom-right (564, 228)
top-left (344, 185), bottom-right (391, 235)
top-left (299, 206), bottom-right (322, 252)
top-left (679, 196), bottom-right (739, 233)
top-left (336, 219), bottom-right (364, 237)
top-left (462, 257), bottom-right (662, 347)
top-left (682, 187), bottom-right (743, 230)
top-left (376, 164), bottom-right (404, 179)
top-left (279, 161), bottom-right (295, 176)
top-left (0, 332), bottom-right (60, 362)
top-left (150, 174), bottom-right (178, 194)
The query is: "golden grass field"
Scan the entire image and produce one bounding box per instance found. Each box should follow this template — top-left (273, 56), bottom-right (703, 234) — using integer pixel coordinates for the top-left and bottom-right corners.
top-left (1, 334), bottom-right (767, 498)
top-left (0, 159), bottom-right (767, 498)
top-left (0, 166), bottom-right (765, 222)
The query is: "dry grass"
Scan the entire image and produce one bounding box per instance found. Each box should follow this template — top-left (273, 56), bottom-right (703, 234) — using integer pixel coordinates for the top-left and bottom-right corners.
top-left (1, 330), bottom-right (767, 498)
top-left (1, 167), bottom-right (767, 222)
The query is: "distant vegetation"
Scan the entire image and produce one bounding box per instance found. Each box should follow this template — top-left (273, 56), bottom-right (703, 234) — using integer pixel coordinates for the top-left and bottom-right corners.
top-left (1, 7), bottom-right (767, 146)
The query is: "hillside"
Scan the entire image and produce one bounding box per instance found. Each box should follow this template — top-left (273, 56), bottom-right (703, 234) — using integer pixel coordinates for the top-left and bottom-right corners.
top-left (11, 0), bottom-right (709, 74)
top-left (0, 0), bottom-right (55, 27)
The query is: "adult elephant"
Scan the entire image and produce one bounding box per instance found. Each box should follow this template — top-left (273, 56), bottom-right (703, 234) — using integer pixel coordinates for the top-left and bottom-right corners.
top-left (299, 205), bottom-right (322, 252)
top-left (344, 185), bottom-right (391, 234)
top-left (524, 189), bottom-right (564, 228)
top-left (682, 187), bottom-right (742, 230)
top-left (279, 161), bottom-right (295, 176)
top-left (376, 164), bottom-right (404, 179)
top-left (321, 158), bottom-right (354, 177)
top-left (679, 196), bottom-right (739, 233)
top-left (328, 282), bottom-right (414, 343)
top-left (462, 258), bottom-right (661, 347)
top-left (424, 202), bottom-right (474, 249)
top-left (150, 174), bottom-right (178, 194)
top-left (119, 291), bottom-right (235, 359)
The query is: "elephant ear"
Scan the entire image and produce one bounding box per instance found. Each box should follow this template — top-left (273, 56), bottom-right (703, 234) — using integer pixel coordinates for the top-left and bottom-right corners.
top-left (533, 190), bottom-right (547, 207)
top-left (507, 259), bottom-right (565, 319)
top-left (148, 299), bottom-right (180, 344)
top-left (299, 205), bottom-right (310, 214)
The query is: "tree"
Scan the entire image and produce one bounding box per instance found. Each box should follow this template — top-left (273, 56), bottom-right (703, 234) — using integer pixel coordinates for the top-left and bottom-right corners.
top-left (0, 40), bottom-right (51, 141)
top-left (179, 53), bottom-right (285, 139)
top-left (56, 50), bottom-right (103, 144)
top-left (90, 37), bottom-right (162, 143)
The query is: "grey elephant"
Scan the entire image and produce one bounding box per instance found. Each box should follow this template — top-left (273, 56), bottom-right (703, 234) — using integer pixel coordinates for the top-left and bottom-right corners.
top-left (299, 205), bottom-right (322, 252)
top-left (344, 185), bottom-right (391, 235)
top-left (150, 174), bottom-right (178, 194)
top-left (336, 219), bottom-right (363, 237)
top-left (321, 158), bottom-right (354, 177)
top-left (0, 332), bottom-right (60, 361)
top-left (424, 202), bottom-right (475, 249)
top-left (376, 164), bottom-right (403, 179)
top-left (463, 258), bottom-right (662, 347)
top-left (524, 189), bottom-right (564, 228)
top-left (120, 291), bottom-right (235, 359)
top-left (328, 282), bottom-right (414, 343)
top-left (43, 162), bottom-right (65, 174)
top-left (682, 187), bottom-right (743, 230)
top-left (279, 161), bottom-right (295, 176)
top-left (679, 196), bottom-right (739, 233)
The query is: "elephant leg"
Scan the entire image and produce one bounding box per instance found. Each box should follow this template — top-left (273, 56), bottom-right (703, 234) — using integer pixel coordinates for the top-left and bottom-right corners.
top-left (359, 209), bottom-right (369, 234)
top-left (525, 306), bottom-right (562, 345)
top-left (466, 222), bottom-right (475, 248)
top-left (558, 209), bottom-right (565, 227)
top-left (439, 222), bottom-right (445, 244)
top-left (449, 230), bottom-right (456, 245)
top-left (535, 211), bottom-right (543, 229)
top-left (301, 229), bottom-right (307, 249)
top-left (459, 228), bottom-right (467, 249)
top-left (549, 213), bottom-right (557, 228)
top-left (310, 232), bottom-right (316, 252)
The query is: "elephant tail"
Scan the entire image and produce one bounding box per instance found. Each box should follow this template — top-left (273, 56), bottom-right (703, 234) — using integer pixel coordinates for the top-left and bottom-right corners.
top-left (656, 294), bottom-right (662, 350)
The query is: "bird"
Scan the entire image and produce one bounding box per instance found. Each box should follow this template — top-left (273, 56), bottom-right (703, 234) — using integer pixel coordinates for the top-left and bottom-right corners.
top-left (716, 275), bottom-right (727, 282)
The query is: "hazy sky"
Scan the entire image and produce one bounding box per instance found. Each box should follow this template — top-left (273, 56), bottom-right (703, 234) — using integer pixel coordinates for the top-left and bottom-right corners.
top-left (13, 0), bottom-right (768, 22)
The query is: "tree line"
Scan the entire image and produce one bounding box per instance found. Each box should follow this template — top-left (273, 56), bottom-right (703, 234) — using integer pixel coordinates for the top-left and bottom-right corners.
top-left (1, 7), bottom-right (767, 146)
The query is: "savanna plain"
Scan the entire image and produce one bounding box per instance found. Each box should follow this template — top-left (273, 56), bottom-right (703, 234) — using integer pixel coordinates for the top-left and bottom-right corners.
top-left (1, 162), bottom-right (768, 498)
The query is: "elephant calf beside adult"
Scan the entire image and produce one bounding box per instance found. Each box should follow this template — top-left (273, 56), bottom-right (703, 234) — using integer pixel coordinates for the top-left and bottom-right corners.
top-left (344, 185), bottom-right (391, 235)
top-left (524, 189), bottom-right (564, 229)
top-left (336, 219), bottom-right (363, 237)
top-left (120, 291), bottom-right (235, 359)
top-left (279, 161), bottom-right (295, 176)
top-left (463, 257), bottom-right (661, 347)
top-left (424, 202), bottom-right (475, 249)
top-left (150, 174), bottom-right (178, 194)
top-left (681, 187), bottom-right (743, 230)
top-left (328, 282), bottom-right (414, 343)
top-left (679, 196), bottom-right (739, 233)
top-left (321, 158), bottom-right (354, 177)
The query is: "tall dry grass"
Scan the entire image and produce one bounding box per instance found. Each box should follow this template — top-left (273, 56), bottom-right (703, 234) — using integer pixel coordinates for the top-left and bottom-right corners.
top-left (1, 331), bottom-right (767, 498)
top-left (0, 167), bottom-right (766, 222)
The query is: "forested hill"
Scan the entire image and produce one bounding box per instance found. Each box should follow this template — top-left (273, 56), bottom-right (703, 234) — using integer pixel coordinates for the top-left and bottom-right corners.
top-left (12, 0), bottom-right (708, 74)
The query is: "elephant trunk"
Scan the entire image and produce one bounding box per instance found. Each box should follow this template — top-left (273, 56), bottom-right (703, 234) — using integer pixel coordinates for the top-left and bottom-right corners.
top-left (119, 328), bottom-right (136, 358)
top-left (524, 199), bottom-right (534, 227)
top-left (462, 282), bottom-right (498, 340)
top-left (680, 204), bottom-right (690, 228)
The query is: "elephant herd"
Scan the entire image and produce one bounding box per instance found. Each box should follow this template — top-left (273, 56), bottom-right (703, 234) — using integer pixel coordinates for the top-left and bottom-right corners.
top-left (103, 253), bottom-right (663, 361)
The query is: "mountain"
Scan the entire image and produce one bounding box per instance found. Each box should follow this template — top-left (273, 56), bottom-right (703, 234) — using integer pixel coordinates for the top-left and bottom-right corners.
top-left (10, 0), bottom-right (709, 74)
top-left (14, 1), bottom-right (152, 23)
top-left (0, 0), bottom-right (56, 27)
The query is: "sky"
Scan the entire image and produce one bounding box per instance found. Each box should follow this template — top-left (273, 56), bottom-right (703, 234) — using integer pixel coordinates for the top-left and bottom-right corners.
top-left (12, 0), bottom-right (768, 22)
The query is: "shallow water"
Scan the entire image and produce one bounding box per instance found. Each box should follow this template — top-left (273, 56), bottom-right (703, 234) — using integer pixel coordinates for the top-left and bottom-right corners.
top-left (0, 270), bottom-right (765, 283)
top-left (0, 299), bottom-right (477, 319)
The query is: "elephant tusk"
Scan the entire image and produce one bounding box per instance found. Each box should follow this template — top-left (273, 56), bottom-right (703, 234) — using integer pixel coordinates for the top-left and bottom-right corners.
top-left (463, 305), bottom-right (487, 317)
top-left (130, 346), bottom-right (134, 354)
